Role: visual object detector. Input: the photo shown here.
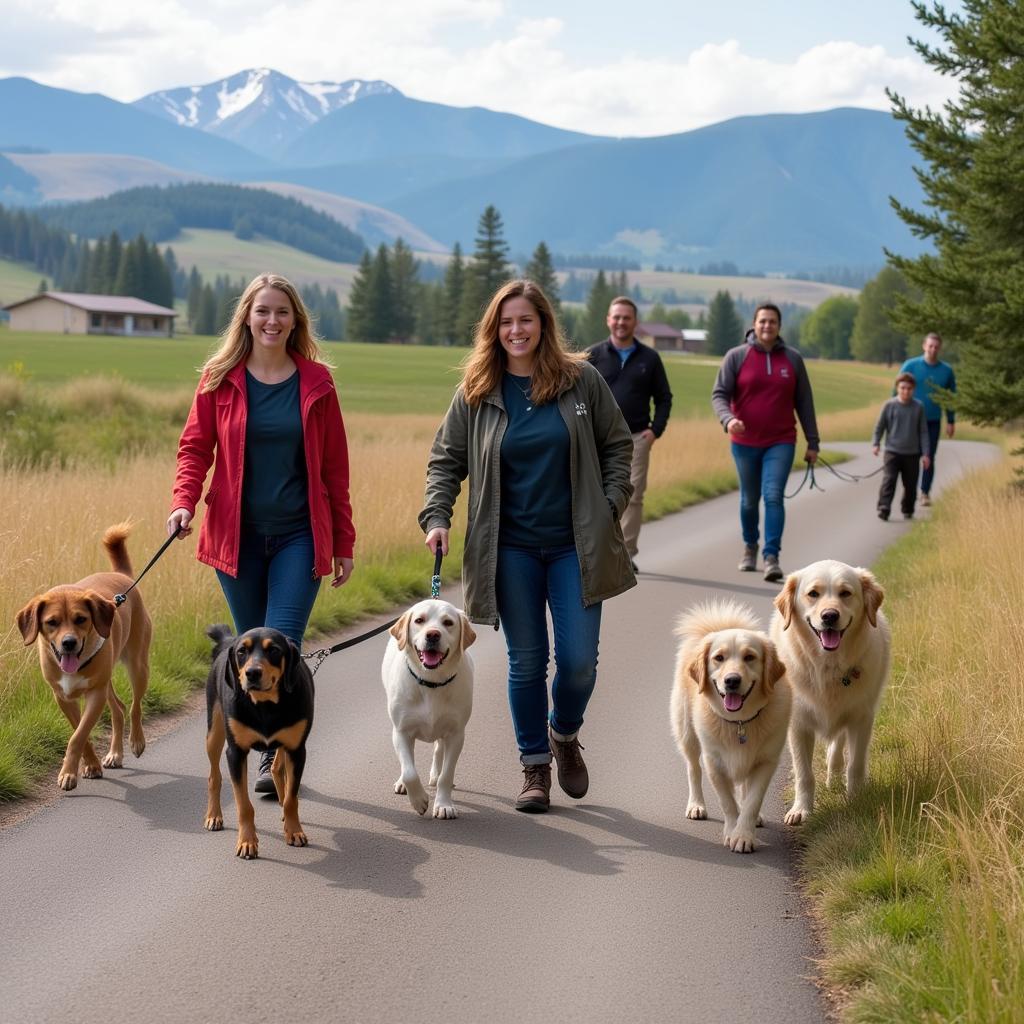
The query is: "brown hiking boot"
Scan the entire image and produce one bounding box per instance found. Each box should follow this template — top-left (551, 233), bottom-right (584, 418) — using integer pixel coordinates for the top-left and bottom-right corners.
top-left (549, 728), bottom-right (589, 799)
top-left (738, 544), bottom-right (758, 572)
top-left (515, 763), bottom-right (551, 813)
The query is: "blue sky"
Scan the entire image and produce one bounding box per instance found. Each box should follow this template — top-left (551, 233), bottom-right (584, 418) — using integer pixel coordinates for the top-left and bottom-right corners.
top-left (2, 0), bottom-right (963, 136)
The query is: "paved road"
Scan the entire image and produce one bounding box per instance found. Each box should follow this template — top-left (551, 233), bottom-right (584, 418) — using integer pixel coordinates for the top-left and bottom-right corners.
top-left (0, 441), bottom-right (999, 1024)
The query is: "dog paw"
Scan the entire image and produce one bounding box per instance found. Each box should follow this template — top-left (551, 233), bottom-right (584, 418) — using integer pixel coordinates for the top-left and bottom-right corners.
top-left (285, 828), bottom-right (308, 847)
top-left (394, 779), bottom-right (407, 795)
top-left (756, 813), bottom-right (764, 828)
top-left (686, 803), bottom-right (707, 820)
top-left (80, 763), bottom-right (103, 780)
top-left (783, 806), bottom-right (809, 826)
top-left (726, 830), bottom-right (758, 853)
top-left (205, 815), bottom-right (224, 831)
top-left (57, 771), bottom-right (79, 791)
top-left (433, 801), bottom-right (458, 819)
top-left (235, 834), bottom-right (259, 859)
top-left (102, 751), bottom-right (123, 769)
top-left (130, 734), bottom-right (146, 758)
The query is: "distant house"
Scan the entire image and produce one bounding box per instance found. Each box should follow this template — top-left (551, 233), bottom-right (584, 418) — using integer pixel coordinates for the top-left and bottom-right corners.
top-left (636, 322), bottom-right (707, 354)
top-left (3, 292), bottom-right (176, 337)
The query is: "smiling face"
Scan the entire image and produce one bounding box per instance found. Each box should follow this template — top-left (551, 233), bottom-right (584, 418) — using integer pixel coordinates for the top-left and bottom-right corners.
top-left (498, 295), bottom-right (542, 374)
top-left (922, 334), bottom-right (942, 364)
top-left (690, 628), bottom-right (781, 716)
top-left (246, 287), bottom-right (295, 353)
top-left (16, 588), bottom-right (115, 674)
top-left (753, 306), bottom-right (781, 349)
top-left (607, 301), bottom-right (637, 348)
top-left (391, 599), bottom-right (476, 675)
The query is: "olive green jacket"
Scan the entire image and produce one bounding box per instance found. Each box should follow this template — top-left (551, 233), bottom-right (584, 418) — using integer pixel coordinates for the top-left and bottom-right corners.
top-left (419, 361), bottom-right (637, 625)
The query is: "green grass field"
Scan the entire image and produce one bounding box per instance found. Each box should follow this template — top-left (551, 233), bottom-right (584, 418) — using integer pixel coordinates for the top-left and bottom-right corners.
top-left (0, 330), bottom-right (896, 417)
top-left (0, 257), bottom-right (49, 306)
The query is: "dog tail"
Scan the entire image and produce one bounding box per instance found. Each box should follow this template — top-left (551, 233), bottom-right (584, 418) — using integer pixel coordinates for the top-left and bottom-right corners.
top-left (102, 521), bottom-right (135, 576)
top-left (675, 599), bottom-right (761, 643)
top-left (206, 623), bottom-right (235, 659)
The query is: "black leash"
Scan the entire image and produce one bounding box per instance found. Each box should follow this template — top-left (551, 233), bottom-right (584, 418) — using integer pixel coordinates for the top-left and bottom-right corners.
top-left (784, 453), bottom-right (885, 499)
top-left (114, 525), bottom-right (183, 607)
top-left (302, 547), bottom-right (445, 676)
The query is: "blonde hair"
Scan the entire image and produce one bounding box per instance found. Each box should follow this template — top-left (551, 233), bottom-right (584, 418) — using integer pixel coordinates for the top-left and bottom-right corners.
top-left (199, 273), bottom-right (331, 393)
top-left (461, 279), bottom-right (584, 407)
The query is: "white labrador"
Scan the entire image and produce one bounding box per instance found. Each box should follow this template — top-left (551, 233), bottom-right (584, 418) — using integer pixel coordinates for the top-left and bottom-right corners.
top-left (770, 560), bottom-right (891, 825)
top-left (671, 600), bottom-right (790, 853)
top-left (382, 598), bottom-right (476, 819)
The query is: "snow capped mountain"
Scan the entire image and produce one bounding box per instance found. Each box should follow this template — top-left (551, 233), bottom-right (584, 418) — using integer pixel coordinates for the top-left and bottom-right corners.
top-left (134, 68), bottom-right (399, 151)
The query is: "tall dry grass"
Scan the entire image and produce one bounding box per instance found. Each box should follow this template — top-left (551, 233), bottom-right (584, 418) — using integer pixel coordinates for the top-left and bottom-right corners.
top-left (797, 460), bottom-right (1024, 1021)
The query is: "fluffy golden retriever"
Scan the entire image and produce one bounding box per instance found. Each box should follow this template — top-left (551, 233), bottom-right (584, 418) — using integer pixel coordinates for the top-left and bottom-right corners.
top-left (382, 598), bottom-right (476, 819)
top-left (770, 559), bottom-right (891, 825)
top-left (16, 523), bottom-right (152, 791)
top-left (671, 600), bottom-right (790, 853)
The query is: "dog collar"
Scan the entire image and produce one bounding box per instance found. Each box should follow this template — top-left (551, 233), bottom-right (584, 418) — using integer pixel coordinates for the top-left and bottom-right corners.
top-left (50, 637), bottom-right (105, 674)
top-left (712, 704), bottom-right (764, 744)
top-left (406, 663), bottom-right (457, 689)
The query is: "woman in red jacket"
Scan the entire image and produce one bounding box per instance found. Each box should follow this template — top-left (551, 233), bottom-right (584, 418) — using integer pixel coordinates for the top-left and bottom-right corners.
top-left (167, 273), bottom-right (355, 791)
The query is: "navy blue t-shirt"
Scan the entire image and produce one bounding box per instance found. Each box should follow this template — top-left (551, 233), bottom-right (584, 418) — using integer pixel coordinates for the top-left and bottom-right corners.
top-left (243, 369), bottom-right (309, 534)
top-left (499, 373), bottom-right (573, 548)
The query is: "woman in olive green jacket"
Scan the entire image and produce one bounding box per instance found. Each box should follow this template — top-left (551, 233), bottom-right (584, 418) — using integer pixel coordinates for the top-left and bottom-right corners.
top-left (420, 279), bottom-right (635, 813)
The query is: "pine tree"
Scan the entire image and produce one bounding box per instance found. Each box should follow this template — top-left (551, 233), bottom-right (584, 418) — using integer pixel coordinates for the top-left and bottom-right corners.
top-left (114, 236), bottom-right (144, 298)
top-left (579, 270), bottom-right (617, 346)
top-left (366, 244), bottom-right (394, 343)
top-left (850, 266), bottom-right (913, 365)
top-left (458, 205), bottom-right (511, 340)
top-left (706, 290), bottom-right (744, 356)
top-left (442, 243), bottom-right (465, 344)
top-left (186, 266), bottom-right (203, 330)
top-left (887, 0), bottom-right (1024, 428)
top-left (524, 241), bottom-right (561, 312)
top-left (390, 238), bottom-right (419, 342)
top-left (346, 250), bottom-right (376, 342)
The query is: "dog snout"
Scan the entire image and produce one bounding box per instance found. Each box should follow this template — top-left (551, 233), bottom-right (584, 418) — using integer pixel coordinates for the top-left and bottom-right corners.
top-left (244, 665), bottom-right (264, 687)
top-left (820, 609), bottom-right (840, 627)
top-left (424, 630), bottom-right (442, 647)
top-left (60, 635), bottom-right (79, 651)
top-left (723, 673), bottom-right (743, 691)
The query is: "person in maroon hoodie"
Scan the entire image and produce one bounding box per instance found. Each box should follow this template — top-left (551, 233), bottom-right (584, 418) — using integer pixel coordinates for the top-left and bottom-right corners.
top-left (711, 303), bottom-right (819, 582)
top-left (167, 273), bottom-right (356, 792)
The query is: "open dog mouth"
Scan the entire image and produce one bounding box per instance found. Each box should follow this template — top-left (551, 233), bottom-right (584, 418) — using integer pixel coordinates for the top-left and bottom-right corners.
top-left (51, 642), bottom-right (83, 674)
top-left (417, 646), bottom-right (449, 671)
top-left (716, 682), bottom-right (755, 713)
top-left (808, 618), bottom-right (847, 652)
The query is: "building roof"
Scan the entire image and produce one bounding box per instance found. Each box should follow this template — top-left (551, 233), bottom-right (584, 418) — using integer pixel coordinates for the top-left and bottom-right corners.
top-left (3, 291), bottom-right (177, 316)
top-left (637, 322), bottom-right (683, 338)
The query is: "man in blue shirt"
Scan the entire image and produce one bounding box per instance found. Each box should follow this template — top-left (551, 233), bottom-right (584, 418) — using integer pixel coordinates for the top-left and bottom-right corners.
top-left (899, 332), bottom-right (956, 506)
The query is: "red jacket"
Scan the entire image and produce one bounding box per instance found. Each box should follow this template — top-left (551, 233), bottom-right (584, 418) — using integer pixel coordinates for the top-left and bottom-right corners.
top-left (170, 353), bottom-right (355, 577)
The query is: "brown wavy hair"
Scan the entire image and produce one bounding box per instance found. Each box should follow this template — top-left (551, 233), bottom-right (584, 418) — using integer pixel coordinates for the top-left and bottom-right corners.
top-left (461, 279), bottom-right (584, 407)
top-left (199, 273), bottom-right (331, 393)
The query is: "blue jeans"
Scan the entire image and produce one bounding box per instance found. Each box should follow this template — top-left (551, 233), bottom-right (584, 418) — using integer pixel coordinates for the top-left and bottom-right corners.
top-left (215, 526), bottom-right (321, 646)
top-left (731, 442), bottom-right (796, 558)
top-left (922, 420), bottom-right (941, 495)
top-left (495, 545), bottom-right (603, 764)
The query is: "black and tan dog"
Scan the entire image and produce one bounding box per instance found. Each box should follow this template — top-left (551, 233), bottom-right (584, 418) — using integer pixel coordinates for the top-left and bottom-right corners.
top-left (16, 522), bottom-right (152, 791)
top-left (203, 625), bottom-right (315, 859)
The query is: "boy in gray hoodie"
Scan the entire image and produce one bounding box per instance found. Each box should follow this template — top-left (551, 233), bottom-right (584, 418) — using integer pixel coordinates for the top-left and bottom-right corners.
top-left (872, 372), bottom-right (931, 520)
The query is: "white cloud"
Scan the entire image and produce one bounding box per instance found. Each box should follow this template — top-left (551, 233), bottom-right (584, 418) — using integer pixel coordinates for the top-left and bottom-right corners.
top-left (1, 2), bottom-right (958, 136)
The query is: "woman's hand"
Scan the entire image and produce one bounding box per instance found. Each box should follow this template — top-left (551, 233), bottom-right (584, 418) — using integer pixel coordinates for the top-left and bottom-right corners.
top-left (331, 556), bottom-right (354, 588)
top-left (425, 527), bottom-right (449, 557)
top-left (805, 449), bottom-right (819, 464)
top-left (167, 508), bottom-right (193, 538)
top-left (727, 417), bottom-right (746, 436)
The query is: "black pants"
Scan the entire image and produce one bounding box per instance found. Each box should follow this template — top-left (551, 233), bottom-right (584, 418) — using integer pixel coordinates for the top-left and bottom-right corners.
top-left (878, 452), bottom-right (921, 516)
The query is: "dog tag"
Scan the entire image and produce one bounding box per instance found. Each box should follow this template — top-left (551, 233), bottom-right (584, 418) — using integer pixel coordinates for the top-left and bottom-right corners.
top-left (737, 723), bottom-right (747, 744)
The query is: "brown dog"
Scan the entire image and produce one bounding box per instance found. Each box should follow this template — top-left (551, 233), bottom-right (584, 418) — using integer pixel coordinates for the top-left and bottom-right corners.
top-left (16, 523), bottom-right (153, 791)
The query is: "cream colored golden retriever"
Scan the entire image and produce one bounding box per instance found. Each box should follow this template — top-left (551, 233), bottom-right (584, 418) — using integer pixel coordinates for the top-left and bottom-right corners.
top-left (770, 560), bottom-right (891, 825)
top-left (382, 599), bottom-right (476, 819)
top-left (671, 600), bottom-right (790, 853)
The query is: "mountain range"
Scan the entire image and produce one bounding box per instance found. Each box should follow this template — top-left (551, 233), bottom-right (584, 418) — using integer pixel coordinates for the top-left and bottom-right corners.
top-left (0, 70), bottom-right (926, 273)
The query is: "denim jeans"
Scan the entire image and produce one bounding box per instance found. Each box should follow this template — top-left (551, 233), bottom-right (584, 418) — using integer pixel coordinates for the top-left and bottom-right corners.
top-left (215, 526), bottom-right (321, 646)
top-left (495, 544), bottom-right (603, 763)
top-left (730, 442), bottom-right (796, 558)
top-left (922, 420), bottom-right (942, 495)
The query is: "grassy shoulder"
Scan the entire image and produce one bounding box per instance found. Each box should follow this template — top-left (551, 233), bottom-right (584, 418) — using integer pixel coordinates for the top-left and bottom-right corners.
top-left (793, 451), bottom-right (1024, 1021)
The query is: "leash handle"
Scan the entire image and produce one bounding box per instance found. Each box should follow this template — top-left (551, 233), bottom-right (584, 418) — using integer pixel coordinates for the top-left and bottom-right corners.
top-left (431, 544), bottom-right (443, 598)
top-left (114, 525), bottom-right (182, 607)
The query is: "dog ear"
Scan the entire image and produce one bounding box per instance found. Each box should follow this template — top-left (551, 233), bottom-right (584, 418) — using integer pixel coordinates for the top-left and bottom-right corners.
top-left (15, 597), bottom-right (43, 645)
top-left (687, 639), bottom-right (712, 693)
top-left (774, 575), bottom-right (798, 630)
top-left (389, 611), bottom-right (411, 651)
top-left (225, 640), bottom-right (242, 690)
top-left (282, 638), bottom-right (301, 693)
top-left (762, 638), bottom-right (786, 694)
top-left (459, 613), bottom-right (477, 654)
top-left (859, 569), bottom-right (885, 628)
top-left (84, 591), bottom-right (117, 639)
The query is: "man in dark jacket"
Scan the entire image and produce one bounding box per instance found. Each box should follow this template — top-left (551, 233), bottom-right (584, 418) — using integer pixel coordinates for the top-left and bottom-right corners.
top-left (587, 296), bottom-right (673, 570)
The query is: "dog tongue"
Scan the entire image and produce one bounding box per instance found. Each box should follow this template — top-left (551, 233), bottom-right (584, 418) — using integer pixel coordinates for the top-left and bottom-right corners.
top-left (820, 629), bottom-right (842, 651)
top-left (421, 650), bottom-right (444, 669)
top-left (60, 653), bottom-right (81, 673)
top-left (723, 692), bottom-right (744, 713)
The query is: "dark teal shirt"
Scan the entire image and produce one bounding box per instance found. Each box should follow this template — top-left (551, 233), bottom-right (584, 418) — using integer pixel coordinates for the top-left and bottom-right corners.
top-left (243, 369), bottom-right (309, 535)
top-left (499, 373), bottom-right (573, 548)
